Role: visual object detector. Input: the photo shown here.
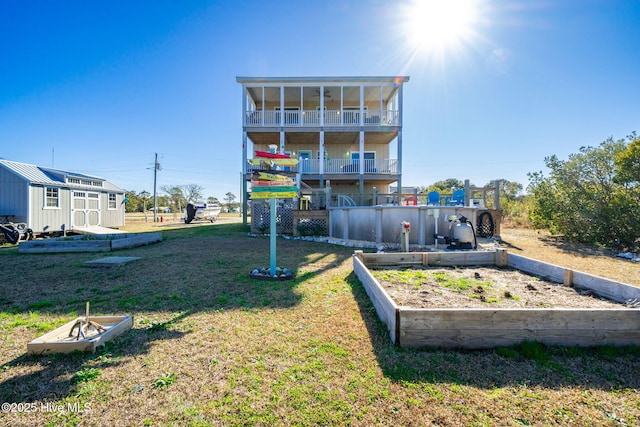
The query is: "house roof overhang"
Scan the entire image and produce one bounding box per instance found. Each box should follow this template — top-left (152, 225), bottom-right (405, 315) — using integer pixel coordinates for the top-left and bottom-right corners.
top-left (236, 76), bottom-right (410, 84)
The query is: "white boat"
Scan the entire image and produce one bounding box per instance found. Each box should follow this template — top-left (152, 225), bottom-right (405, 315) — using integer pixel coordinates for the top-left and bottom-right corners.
top-left (185, 203), bottom-right (221, 224)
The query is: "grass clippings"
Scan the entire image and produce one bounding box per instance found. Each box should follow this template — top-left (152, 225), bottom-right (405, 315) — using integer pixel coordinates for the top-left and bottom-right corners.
top-left (0, 219), bottom-right (638, 426)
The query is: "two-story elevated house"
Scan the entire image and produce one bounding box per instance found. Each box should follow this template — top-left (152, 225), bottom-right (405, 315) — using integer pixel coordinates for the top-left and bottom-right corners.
top-left (238, 76), bottom-right (409, 222)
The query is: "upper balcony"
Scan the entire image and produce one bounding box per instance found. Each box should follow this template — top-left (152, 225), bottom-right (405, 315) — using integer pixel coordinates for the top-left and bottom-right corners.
top-left (237, 76), bottom-right (409, 130)
top-left (244, 109), bottom-right (400, 128)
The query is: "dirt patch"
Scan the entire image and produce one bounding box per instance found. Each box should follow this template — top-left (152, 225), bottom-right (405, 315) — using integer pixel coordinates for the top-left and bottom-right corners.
top-left (499, 226), bottom-right (640, 287)
top-left (371, 266), bottom-right (632, 309)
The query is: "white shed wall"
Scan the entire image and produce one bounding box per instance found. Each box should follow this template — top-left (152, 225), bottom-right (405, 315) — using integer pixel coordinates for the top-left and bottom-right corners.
top-left (0, 166), bottom-right (29, 220)
top-left (100, 192), bottom-right (125, 228)
top-left (29, 185), bottom-right (70, 233)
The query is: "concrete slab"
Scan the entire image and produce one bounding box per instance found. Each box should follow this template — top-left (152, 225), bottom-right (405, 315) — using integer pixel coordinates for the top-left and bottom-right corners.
top-left (73, 226), bottom-right (127, 235)
top-left (84, 256), bottom-right (141, 267)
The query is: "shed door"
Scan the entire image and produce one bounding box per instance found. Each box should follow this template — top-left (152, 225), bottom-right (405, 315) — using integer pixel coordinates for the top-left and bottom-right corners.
top-left (87, 193), bottom-right (100, 225)
top-left (72, 191), bottom-right (100, 227)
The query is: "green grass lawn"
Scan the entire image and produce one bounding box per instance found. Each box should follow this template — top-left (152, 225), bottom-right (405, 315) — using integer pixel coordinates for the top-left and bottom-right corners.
top-left (0, 223), bottom-right (638, 426)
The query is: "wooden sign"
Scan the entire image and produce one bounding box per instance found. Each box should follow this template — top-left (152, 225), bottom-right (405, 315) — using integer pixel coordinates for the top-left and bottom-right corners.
top-left (252, 186), bottom-right (298, 193)
top-left (250, 158), bottom-right (299, 167)
top-left (251, 180), bottom-right (295, 187)
top-left (251, 192), bottom-right (298, 199)
top-left (254, 150), bottom-right (291, 159)
top-left (257, 171), bottom-right (293, 181)
top-left (251, 155), bottom-right (297, 199)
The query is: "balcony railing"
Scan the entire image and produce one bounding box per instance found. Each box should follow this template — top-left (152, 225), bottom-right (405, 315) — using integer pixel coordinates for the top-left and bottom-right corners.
top-left (248, 158), bottom-right (398, 175)
top-left (245, 110), bottom-right (400, 127)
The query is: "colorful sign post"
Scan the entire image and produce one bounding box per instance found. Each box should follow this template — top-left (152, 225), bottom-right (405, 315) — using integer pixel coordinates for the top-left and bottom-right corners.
top-left (250, 151), bottom-right (298, 278)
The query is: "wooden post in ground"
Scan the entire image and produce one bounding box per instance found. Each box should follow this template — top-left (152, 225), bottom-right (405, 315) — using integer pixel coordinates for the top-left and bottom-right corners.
top-left (270, 198), bottom-right (277, 276)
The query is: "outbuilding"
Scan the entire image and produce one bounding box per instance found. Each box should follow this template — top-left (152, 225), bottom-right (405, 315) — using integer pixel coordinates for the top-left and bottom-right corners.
top-left (0, 159), bottom-right (126, 235)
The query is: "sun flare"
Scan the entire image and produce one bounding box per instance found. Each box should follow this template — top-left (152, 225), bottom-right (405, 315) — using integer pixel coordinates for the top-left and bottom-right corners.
top-left (404, 0), bottom-right (479, 55)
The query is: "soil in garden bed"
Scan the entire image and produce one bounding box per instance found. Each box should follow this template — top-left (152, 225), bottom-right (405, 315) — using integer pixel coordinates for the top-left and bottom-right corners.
top-left (370, 266), bottom-right (634, 309)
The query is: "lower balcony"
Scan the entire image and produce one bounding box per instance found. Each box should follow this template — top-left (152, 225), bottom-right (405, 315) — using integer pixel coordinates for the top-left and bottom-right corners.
top-left (247, 158), bottom-right (398, 175)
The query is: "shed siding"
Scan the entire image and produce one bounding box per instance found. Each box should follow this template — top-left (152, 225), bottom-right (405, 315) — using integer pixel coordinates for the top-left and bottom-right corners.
top-left (100, 192), bottom-right (125, 227)
top-left (29, 185), bottom-right (71, 233)
top-left (27, 187), bottom-right (125, 232)
top-left (0, 166), bottom-right (29, 220)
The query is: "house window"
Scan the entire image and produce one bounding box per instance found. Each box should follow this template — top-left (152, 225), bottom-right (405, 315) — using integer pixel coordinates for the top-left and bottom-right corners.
top-left (45, 187), bottom-right (59, 208)
top-left (108, 194), bottom-right (117, 210)
top-left (67, 177), bottom-right (103, 187)
top-left (351, 152), bottom-right (377, 173)
top-left (351, 152), bottom-right (376, 161)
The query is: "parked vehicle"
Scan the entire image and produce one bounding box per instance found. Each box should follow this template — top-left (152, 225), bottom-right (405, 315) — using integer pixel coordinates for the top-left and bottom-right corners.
top-left (184, 203), bottom-right (221, 224)
top-left (0, 222), bottom-right (33, 244)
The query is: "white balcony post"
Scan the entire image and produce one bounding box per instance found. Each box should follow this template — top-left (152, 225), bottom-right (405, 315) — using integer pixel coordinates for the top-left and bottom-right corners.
top-left (379, 86), bottom-right (383, 121)
top-left (242, 84), bottom-right (247, 126)
top-left (359, 86), bottom-right (364, 126)
top-left (397, 80), bottom-right (404, 191)
top-left (340, 86), bottom-right (343, 125)
top-left (280, 85), bottom-right (284, 127)
top-left (398, 84), bottom-right (404, 126)
top-left (359, 131), bottom-right (364, 175)
top-left (242, 131), bottom-right (248, 225)
top-left (319, 131), bottom-right (325, 176)
top-left (397, 129), bottom-right (403, 193)
top-left (320, 85), bottom-right (324, 127)
top-left (261, 86), bottom-right (265, 125)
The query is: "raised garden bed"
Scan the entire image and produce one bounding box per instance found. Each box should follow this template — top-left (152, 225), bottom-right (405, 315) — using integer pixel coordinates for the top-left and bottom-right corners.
top-left (18, 232), bottom-right (162, 253)
top-left (353, 249), bottom-right (640, 349)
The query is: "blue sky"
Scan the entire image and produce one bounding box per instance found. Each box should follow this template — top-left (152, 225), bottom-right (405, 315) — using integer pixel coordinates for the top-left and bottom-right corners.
top-left (1, 0), bottom-right (639, 200)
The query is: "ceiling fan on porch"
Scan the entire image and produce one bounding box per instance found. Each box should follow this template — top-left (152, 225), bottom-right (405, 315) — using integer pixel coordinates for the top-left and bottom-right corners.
top-left (313, 89), bottom-right (331, 99)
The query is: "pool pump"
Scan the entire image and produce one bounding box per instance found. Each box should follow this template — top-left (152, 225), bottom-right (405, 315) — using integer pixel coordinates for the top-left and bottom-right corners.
top-left (434, 215), bottom-right (477, 250)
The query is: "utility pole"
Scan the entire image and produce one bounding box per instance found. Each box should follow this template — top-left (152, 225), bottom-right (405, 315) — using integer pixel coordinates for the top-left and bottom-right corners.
top-left (153, 153), bottom-right (160, 222)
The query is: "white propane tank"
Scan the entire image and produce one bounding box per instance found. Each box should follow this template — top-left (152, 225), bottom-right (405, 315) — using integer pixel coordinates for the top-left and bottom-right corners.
top-left (453, 222), bottom-right (475, 244)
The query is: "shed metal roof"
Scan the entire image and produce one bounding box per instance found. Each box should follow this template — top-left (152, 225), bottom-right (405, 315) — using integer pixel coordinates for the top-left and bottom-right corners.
top-left (0, 159), bottom-right (125, 192)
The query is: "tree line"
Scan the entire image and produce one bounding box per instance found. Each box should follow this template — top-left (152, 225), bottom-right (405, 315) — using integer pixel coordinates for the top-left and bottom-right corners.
top-left (422, 133), bottom-right (639, 251)
top-left (527, 133), bottom-right (639, 251)
top-left (124, 184), bottom-right (238, 214)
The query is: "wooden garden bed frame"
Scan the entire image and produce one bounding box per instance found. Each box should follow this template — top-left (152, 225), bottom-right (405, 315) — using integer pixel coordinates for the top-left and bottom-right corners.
top-left (353, 249), bottom-right (640, 349)
top-left (27, 315), bottom-right (134, 354)
top-left (18, 232), bottom-right (162, 253)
